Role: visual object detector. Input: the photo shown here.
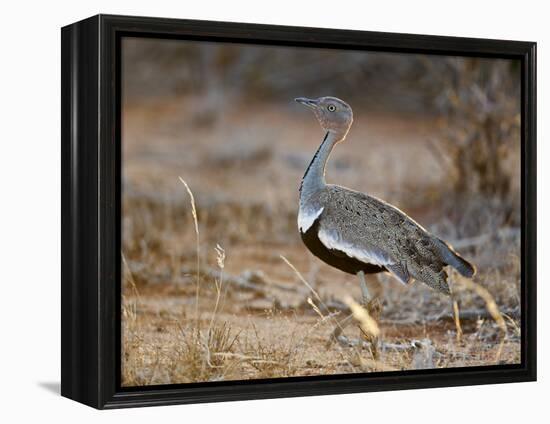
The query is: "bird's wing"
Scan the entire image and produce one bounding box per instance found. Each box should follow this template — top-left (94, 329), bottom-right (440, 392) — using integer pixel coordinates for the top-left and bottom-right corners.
top-left (321, 186), bottom-right (466, 294)
top-left (317, 185), bottom-right (443, 286)
top-left (318, 185), bottom-right (473, 295)
top-left (316, 224), bottom-right (394, 266)
top-left (312, 186), bottom-right (411, 284)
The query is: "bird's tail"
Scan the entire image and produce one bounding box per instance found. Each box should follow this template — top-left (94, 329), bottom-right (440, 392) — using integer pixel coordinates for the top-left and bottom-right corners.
top-left (435, 238), bottom-right (476, 278)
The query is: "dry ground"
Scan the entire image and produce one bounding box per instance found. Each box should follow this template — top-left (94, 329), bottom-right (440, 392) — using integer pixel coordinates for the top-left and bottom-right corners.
top-left (121, 97), bottom-right (521, 386)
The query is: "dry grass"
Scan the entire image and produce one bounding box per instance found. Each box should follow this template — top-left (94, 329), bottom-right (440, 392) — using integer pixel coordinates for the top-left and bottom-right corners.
top-left (121, 99), bottom-right (521, 387)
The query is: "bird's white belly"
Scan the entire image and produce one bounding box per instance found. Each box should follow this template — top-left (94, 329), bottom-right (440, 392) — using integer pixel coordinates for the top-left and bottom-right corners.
top-left (317, 227), bottom-right (392, 267)
top-left (298, 206), bottom-right (324, 232)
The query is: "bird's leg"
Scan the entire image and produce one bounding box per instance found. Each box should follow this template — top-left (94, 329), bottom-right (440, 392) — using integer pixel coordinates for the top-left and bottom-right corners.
top-left (451, 294), bottom-right (463, 343)
top-left (327, 271), bottom-right (382, 349)
top-left (358, 270), bottom-right (371, 305)
top-left (327, 313), bottom-right (354, 348)
top-left (357, 271), bottom-right (382, 317)
top-left (357, 271), bottom-right (382, 358)
top-left (327, 271), bottom-right (365, 346)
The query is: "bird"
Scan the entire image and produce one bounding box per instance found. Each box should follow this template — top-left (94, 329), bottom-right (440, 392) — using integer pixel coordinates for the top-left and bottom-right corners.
top-left (295, 96), bottom-right (476, 342)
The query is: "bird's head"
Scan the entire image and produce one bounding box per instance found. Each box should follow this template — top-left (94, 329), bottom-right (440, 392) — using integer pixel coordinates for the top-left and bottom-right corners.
top-left (295, 96), bottom-right (353, 139)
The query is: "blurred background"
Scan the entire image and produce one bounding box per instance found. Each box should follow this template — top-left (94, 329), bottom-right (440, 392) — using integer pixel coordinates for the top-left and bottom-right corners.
top-left (121, 37), bottom-right (521, 386)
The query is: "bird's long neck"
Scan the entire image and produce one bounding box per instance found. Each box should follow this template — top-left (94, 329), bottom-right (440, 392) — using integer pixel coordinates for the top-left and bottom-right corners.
top-left (300, 130), bottom-right (342, 200)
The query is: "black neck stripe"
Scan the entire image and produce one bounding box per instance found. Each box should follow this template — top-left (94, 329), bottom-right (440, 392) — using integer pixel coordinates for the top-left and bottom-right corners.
top-left (299, 131), bottom-right (329, 193)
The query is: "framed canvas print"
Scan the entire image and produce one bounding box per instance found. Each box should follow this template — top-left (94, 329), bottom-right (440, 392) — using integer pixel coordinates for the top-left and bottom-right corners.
top-left (61, 14), bottom-right (536, 409)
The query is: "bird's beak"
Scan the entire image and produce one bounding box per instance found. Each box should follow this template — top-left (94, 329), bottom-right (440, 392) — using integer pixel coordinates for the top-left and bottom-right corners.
top-left (295, 97), bottom-right (318, 109)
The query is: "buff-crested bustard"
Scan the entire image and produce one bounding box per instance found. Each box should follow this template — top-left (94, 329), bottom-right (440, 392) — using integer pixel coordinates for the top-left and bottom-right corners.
top-left (295, 96), bottom-right (476, 340)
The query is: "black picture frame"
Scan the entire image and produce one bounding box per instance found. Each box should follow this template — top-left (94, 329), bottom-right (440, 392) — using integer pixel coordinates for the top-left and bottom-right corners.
top-left (61, 14), bottom-right (537, 409)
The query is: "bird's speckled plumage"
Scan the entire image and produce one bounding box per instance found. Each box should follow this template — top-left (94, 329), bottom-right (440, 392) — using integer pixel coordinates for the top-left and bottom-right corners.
top-left (311, 185), bottom-right (474, 294)
top-left (295, 96), bottom-right (475, 295)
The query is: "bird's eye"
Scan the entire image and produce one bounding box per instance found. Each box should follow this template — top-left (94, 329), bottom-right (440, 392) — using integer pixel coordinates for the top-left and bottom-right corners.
top-left (327, 104), bottom-right (336, 112)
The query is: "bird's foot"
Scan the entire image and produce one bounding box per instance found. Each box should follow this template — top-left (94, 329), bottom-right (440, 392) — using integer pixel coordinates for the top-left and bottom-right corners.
top-left (326, 297), bottom-right (383, 355)
top-left (358, 296), bottom-right (382, 359)
top-left (326, 313), bottom-right (354, 349)
top-left (362, 296), bottom-right (382, 322)
top-left (326, 333), bottom-right (380, 356)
